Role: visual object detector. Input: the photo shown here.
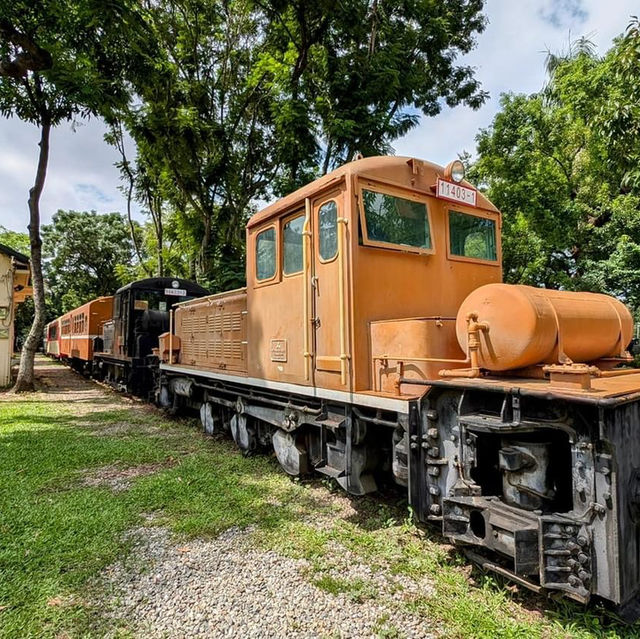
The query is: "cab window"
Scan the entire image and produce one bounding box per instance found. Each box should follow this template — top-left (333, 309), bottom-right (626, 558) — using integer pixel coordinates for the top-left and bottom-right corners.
top-left (448, 210), bottom-right (497, 261)
top-left (319, 201), bottom-right (338, 260)
top-left (256, 227), bottom-right (277, 280)
top-left (283, 215), bottom-right (304, 274)
top-left (362, 189), bottom-right (431, 250)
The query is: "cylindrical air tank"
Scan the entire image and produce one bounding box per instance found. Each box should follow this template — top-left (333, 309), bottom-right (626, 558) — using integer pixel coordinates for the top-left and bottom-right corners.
top-left (456, 284), bottom-right (633, 371)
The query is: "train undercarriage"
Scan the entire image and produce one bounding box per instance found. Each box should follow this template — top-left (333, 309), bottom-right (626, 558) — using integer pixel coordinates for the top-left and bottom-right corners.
top-left (157, 367), bottom-right (401, 496)
top-left (93, 354), bottom-right (158, 397)
top-left (158, 365), bottom-right (640, 620)
top-left (415, 383), bottom-right (640, 616)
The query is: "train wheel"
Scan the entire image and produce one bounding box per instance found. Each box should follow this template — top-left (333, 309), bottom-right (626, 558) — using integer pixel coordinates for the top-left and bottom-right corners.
top-left (199, 402), bottom-right (216, 435)
top-left (230, 413), bottom-right (257, 453)
top-left (158, 385), bottom-right (172, 408)
top-left (272, 429), bottom-right (309, 476)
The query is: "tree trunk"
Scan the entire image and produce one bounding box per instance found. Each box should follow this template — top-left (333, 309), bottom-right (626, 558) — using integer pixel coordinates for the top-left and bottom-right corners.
top-left (157, 215), bottom-right (163, 276)
top-left (12, 120), bottom-right (50, 392)
top-left (153, 196), bottom-right (164, 277)
top-left (199, 211), bottom-right (212, 278)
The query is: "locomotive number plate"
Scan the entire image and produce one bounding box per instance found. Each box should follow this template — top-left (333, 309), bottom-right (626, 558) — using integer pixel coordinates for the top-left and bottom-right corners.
top-left (270, 339), bottom-right (288, 362)
top-left (436, 178), bottom-right (477, 207)
top-left (165, 287), bottom-right (187, 296)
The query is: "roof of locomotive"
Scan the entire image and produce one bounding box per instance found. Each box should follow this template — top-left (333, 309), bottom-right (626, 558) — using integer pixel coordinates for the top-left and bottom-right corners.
top-left (115, 277), bottom-right (209, 296)
top-left (247, 155), bottom-right (499, 230)
top-left (56, 296), bottom-right (113, 321)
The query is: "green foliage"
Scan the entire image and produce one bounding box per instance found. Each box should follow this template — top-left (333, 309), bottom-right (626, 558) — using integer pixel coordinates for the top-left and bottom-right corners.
top-left (108, 0), bottom-right (487, 288)
top-left (470, 29), bottom-right (640, 311)
top-left (42, 210), bottom-right (136, 314)
top-left (600, 17), bottom-right (640, 192)
top-left (0, 0), bottom-right (139, 125)
top-left (107, 0), bottom-right (270, 290)
top-left (258, 0), bottom-right (488, 191)
top-left (0, 226), bottom-right (29, 255)
top-left (312, 574), bottom-right (378, 603)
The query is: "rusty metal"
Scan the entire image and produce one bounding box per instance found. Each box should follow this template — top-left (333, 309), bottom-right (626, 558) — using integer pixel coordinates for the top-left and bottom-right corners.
top-left (439, 312), bottom-right (489, 378)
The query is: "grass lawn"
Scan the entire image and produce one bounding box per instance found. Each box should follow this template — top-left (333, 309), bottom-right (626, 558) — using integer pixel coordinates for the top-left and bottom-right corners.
top-left (1, 359), bottom-right (639, 638)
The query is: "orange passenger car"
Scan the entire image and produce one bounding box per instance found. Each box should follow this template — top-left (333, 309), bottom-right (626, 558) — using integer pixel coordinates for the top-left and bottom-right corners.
top-left (59, 297), bottom-right (113, 369)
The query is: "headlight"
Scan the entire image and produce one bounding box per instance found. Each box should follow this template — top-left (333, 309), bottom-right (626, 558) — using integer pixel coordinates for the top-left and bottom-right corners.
top-left (445, 159), bottom-right (465, 183)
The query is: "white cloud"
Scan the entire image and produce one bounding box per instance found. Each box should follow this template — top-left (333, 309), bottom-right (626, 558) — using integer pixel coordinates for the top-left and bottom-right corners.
top-left (0, 117), bottom-right (140, 233)
top-left (0, 1), bottom-right (637, 233)
top-left (395, 0), bottom-right (638, 166)
top-left (538, 0), bottom-right (589, 28)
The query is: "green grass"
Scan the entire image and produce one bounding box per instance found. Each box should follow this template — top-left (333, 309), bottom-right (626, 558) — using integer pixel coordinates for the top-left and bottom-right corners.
top-left (313, 574), bottom-right (378, 603)
top-left (0, 381), bottom-right (320, 637)
top-left (2, 361), bottom-right (640, 638)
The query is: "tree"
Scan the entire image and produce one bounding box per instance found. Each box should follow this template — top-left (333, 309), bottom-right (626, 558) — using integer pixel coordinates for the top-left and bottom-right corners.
top-left (42, 210), bottom-right (137, 314)
top-left (0, 226), bottom-right (29, 255)
top-left (0, 224), bottom-right (29, 255)
top-left (470, 31), bottom-right (640, 310)
top-left (257, 0), bottom-right (488, 192)
top-left (599, 17), bottom-right (640, 191)
top-left (111, 0), bottom-right (488, 289)
top-left (0, 0), bottom-right (137, 390)
top-left (108, 0), bottom-right (273, 291)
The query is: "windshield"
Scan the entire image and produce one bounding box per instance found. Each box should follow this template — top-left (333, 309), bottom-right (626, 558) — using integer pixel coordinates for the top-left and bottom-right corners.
top-left (448, 210), bottom-right (497, 261)
top-left (362, 189), bottom-right (431, 250)
top-left (133, 289), bottom-right (196, 312)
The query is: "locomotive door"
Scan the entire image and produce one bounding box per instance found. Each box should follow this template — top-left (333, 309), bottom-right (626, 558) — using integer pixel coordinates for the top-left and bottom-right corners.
top-left (311, 191), bottom-right (350, 389)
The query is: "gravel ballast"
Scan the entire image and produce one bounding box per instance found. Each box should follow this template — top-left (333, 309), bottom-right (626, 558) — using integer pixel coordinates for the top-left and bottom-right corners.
top-left (101, 525), bottom-right (436, 638)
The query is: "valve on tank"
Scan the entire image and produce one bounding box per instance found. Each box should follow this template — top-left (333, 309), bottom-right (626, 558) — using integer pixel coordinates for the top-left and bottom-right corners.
top-left (498, 440), bottom-right (555, 511)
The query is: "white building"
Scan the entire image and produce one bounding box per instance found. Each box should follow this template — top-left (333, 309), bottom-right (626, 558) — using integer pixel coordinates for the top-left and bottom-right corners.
top-left (0, 244), bottom-right (31, 387)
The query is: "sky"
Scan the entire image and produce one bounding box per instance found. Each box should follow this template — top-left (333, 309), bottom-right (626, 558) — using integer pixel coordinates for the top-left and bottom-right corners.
top-left (0, 0), bottom-right (638, 233)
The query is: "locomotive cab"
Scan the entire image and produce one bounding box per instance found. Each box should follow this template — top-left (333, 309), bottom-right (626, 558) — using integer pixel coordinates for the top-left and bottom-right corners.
top-left (95, 277), bottom-right (208, 393)
top-left (243, 156), bottom-right (503, 393)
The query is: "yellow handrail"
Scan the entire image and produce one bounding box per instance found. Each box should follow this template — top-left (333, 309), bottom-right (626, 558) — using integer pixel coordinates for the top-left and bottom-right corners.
top-left (338, 216), bottom-right (350, 386)
top-left (169, 309), bottom-right (174, 364)
top-left (302, 198), bottom-right (313, 381)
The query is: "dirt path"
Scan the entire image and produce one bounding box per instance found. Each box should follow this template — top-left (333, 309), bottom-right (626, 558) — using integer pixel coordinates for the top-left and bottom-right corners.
top-left (3, 354), bottom-right (118, 404)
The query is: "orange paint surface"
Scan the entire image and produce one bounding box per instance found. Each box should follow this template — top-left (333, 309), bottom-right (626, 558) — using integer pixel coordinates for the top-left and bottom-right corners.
top-left (59, 297), bottom-right (113, 362)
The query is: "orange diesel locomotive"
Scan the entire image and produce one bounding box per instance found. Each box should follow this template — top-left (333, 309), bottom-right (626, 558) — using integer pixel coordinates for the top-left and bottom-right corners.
top-left (158, 156), bottom-right (640, 617)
